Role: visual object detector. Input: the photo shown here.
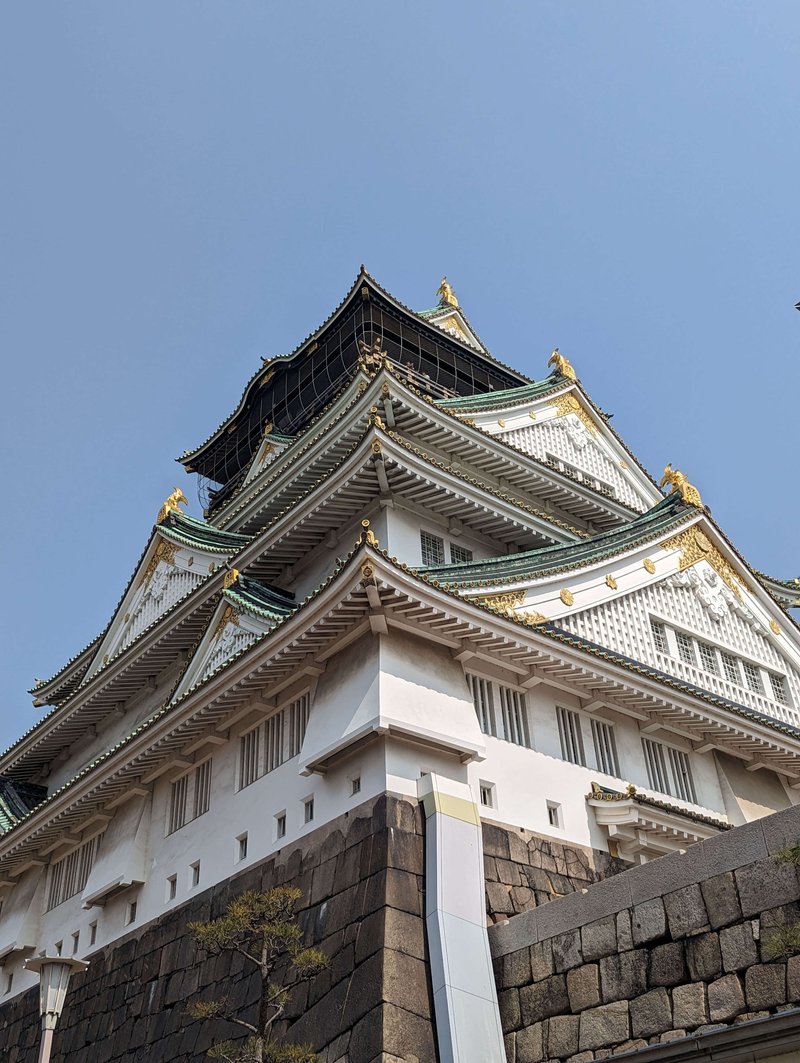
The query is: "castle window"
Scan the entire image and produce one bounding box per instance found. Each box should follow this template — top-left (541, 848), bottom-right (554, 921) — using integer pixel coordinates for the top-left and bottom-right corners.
top-left (547, 801), bottom-right (562, 828)
top-left (166, 875), bottom-right (177, 901)
top-left (675, 631), bottom-right (696, 666)
top-left (190, 862), bottom-right (200, 888)
top-left (769, 673), bottom-right (789, 706)
top-left (89, 921), bottom-right (97, 946)
top-left (591, 719), bottom-right (620, 777)
top-left (479, 782), bottom-right (495, 808)
top-left (642, 737), bottom-right (696, 803)
top-left (239, 726), bottom-right (261, 789)
top-left (720, 652), bottom-right (740, 684)
top-left (167, 761), bottom-right (213, 834)
top-left (72, 932), bottom-right (80, 955)
top-left (47, 836), bottom-right (101, 911)
top-left (498, 685), bottom-right (531, 747)
top-left (742, 661), bottom-right (763, 694)
top-left (420, 530), bottom-right (445, 566)
top-left (237, 833), bottom-right (248, 862)
top-left (287, 693), bottom-right (310, 758)
top-left (650, 619), bottom-right (668, 654)
top-left (264, 711), bottom-right (286, 774)
top-left (556, 706), bottom-right (586, 766)
top-left (125, 901), bottom-right (137, 926)
top-left (304, 797), bottom-right (315, 824)
top-left (450, 543), bottom-right (473, 564)
top-left (276, 812), bottom-right (286, 840)
top-left (697, 641), bottom-right (719, 675)
top-left (467, 674), bottom-right (497, 737)
top-left (351, 776), bottom-right (361, 796)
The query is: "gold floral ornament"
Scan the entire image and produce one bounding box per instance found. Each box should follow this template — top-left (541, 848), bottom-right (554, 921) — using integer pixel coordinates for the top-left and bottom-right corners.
top-left (770, 620), bottom-right (782, 636)
top-left (139, 538), bottom-right (178, 587)
top-left (560, 588), bottom-right (574, 606)
top-left (479, 590), bottom-right (526, 616)
top-left (643, 559), bottom-right (656, 574)
top-left (605, 574), bottom-right (618, 590)
top-left (437, 277), bottom-right (459, 308)
top-left (547, 348), bottom-right (577, 382)
top-left (214, 605), bottom-right (240, 639)
top-left (223, 568), bottom-right (240, 590)
top-left (659, 465), bottom-right (703, 508)
top-left (157, 487), bottom-right (189, 524)
top-left (361, 519), bottom-right (379, 547)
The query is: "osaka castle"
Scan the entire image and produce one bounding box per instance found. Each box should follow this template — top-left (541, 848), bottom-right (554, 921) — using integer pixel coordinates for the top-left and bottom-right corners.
top-left (2, 270), bottom-right (800, 1063)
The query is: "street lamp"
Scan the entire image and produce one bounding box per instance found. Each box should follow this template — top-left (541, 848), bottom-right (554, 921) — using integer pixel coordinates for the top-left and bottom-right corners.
top-left (23, 956), bottom-right (89, 1063)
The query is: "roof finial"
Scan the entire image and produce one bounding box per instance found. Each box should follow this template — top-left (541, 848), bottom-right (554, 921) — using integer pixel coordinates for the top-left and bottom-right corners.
top-left (437, 277), bottom-right (459, 309)
top-left (548, 348), bottom-right (577, 382)
top-left (157, 487), bottom-right (189, 524)
top-left (659, 464), bottom-right (703, 508)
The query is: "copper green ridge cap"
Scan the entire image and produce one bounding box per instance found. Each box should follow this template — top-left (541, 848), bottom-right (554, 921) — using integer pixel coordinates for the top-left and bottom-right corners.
top-left (435, 372), bottom-right (569, 412)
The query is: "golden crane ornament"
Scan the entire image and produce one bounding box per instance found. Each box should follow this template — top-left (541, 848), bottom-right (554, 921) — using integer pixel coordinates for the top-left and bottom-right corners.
top-left (157, 487), bottom-right (189, 524)
top-left (437, 277), bottom-right (459, 308)
top-left (659, 465), bottom-right (703, 508)
top-left (547, 348), bottom-right (577, 382)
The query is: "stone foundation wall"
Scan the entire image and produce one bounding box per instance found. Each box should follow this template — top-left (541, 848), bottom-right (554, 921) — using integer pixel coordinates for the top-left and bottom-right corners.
top-left (0, 794), bottom-right (436, 1063)
top-left (490, 804), bottom-right (800, 1062)
top-left (483, 820), bottom-right (624, 924)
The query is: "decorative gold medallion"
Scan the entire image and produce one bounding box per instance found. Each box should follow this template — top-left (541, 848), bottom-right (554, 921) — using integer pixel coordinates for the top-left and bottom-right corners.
top-left (528, 411), bottom-right (537, 421)
top-left (643, 559), bottom-right (656, 574)
top-left (770, 619), bottom-right (781, 636)
top-left (498, 418), bottom-right (506, 428)
top-left (560, 588), bottom-right (574, 606)
top-left (605, 574), bottom-right (618, 590)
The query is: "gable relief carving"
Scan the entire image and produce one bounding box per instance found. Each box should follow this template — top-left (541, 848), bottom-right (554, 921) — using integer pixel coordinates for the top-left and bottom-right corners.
top-left (548, 394), bottom-right (597, 439)
top-left (667, 564), bottom-right (763, 633)
top-left (660, 526), bottom-right (749, 600)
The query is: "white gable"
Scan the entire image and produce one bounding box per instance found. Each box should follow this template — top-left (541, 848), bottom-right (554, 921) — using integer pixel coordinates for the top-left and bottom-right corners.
top-left (172, 604), bottom-right (264, 702)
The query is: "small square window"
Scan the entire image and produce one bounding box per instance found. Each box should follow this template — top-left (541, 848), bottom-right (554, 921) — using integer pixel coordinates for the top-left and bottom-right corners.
top-left (304, 797), bottom-right (315, 824)
top-left (479, 782), bottom-right (495, 808)
top-left (167, 875), bottom-right (177, 901)
top-left (351, 777), bottom-right (361, 797)
top-left (126, 901), bottom-right (137, 926)
top-left (276, 813), bottom-right (286, 840)
top-left (190, 862), bottom-right (200, 888)
top-left (72, 932), bottom-right (80, 955)
top-left (547, 801), bottom-right (562, 828)
top-left (89, 921), bottom-right (97, 946)
top-left (4, 973), bottom-right (12, 995)
top-left (54, 941), bottom-right (63, 957)
top-left (237, 834), bottom-right (248, 862)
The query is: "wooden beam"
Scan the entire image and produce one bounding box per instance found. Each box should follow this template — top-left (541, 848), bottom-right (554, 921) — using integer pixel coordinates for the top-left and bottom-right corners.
top-left (106, 786), bottom-right (150, 810)
top-left (141, 759), bottom-right (192, 785)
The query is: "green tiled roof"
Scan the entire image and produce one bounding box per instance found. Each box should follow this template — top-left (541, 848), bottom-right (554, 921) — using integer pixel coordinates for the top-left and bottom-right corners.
top-left (225, 575), bottom-right (296, 624)
top-left (418, 493), bottom-right (688, 587)
top-left (0, 778), bottom-right (48, 834)
top-left (587, 783), bottom-right (731, 831)
top-left (435, 372), bottom-right (568, 413)
top-left (159, 512), bottom-right (252, 553)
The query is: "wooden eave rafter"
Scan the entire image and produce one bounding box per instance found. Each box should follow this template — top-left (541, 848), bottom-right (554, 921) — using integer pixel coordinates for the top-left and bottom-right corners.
top-left (5, 543), bottom-right (800, 873)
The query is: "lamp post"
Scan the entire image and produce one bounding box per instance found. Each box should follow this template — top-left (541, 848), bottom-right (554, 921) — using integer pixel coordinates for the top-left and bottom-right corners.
top-left (23, 956), bottom-right (89, 1063)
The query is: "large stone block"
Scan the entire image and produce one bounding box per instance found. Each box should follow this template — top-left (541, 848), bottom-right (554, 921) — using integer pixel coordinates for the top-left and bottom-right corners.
top-left (567, 964), bottom-right (601, 1012)
top-left (519, 974), bottom-right (569, 1023)
top-left (664, 884), bottom-right (709, 939)
top-left (578, 1000), bottom-right (630, 1051)
top-left (648, 942), bottom-right (687, 988)
top-left (503, 948), bottom-right (532, 989)
top-left (708, 974), bottom-right (745, 1022)
top-left (745, 964), bottom-right (787, 1010)
top-left (546, 1013), bottom-right (580, 1058)
top-left (700, 872), bottom-right (742, 930)
top-left (719, 921), bottom-right (759, 973)
top-left (631, 898), bottom-right (667, 946)
top-left (671, 982), bottom-right (708, 1029)
top-left (685, 932), bottom-right (723, 982)
top-left (581, 916), bottom-right (617, 962)
top-left (598, 950), bottom-right (647, 1004)
top-left (787, 954), bottom-right (800, 1002)
top-left (530, 940), bottom-right (555, 982)
top-left (736, 858), bottom-right (800, 919)
top-left (551, 929), bottom-right (582, 973)
top-left (515, 1021), bottom-right (545, 1063)
top-left (630, 987), bottom-right (672, 1039)
top-left (499, 988), bottom-right (521, 1032)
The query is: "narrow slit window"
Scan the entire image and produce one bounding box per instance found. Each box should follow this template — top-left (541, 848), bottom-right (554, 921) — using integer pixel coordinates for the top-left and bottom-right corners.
top-left (239, 727), bottom-right (261, 789)
top-left (591, 719), bottom-right (620, 777)
top-left (265, 711), bottom-right (286, 774)
top-left (499, 686), bottom-right (530, 747)
top-left (287, 694), bottom-right (310, 758)
top-left (479, 782), bottom-right (495, 808)
top-left (556, 707), bottom-right (586, 766)
top-left (467, 674), bottom-right (497, 737)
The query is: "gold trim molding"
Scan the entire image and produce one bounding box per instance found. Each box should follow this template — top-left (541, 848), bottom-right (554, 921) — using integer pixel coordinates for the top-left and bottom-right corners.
top-left (547, 393), bottom-right (597, 436)
top-left (139, 539), bottom-right (178, 588)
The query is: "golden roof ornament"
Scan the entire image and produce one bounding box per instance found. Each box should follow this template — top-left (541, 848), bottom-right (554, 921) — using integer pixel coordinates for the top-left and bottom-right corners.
top-left (659, 464), bottom-right (703, 508)
top-left (548, 348), bottom-right (577, 382)
top-left (156, 487), bottom-right (189, 524)
top-left (223, 568), bottom-right (240, 589)
top-left (361, 518), bottom-right (379, 547)
top-left (436, 277), bottom-right (459, 309)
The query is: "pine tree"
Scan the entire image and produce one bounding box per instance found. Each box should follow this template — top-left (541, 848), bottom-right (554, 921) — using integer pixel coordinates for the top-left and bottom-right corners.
top-left (188, 886), bottom-right (329, 1062)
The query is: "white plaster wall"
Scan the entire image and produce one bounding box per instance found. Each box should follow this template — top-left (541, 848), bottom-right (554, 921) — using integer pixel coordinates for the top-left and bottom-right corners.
top-left (384, 504), bottom-right (498, 568)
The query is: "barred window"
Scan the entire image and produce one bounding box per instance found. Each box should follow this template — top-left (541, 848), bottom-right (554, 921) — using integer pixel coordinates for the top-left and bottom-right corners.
top-left (742, 661), bottom-right (763, 694)
top-left (239, 726), bottom-right (261, 789)
top-left (287, 694), bottom-right (310, 758)
top-left (642, 737), bottom-right (696, 803)
top-left (47, 837), bottom-right (100, 911)
top-left (449, 543), bottom-right (473, 564)
top-left (720, 652), bottom-right (740, 684)
top-left (675, 631), bottom-right (696, 665)
top-left (650, 619), bottom-right (668, 654)
top-left (697, 641), bottom-right (719, 674)
top-left (499, 686), bottom-right (530, 747)
top-left (467, 674), bottom-right (496, 737)
top-left (168, 761), bottom-right (213, 834)
top-left (591, 719), bottom-right (620, 777)
top-left (420, 530), bottom-right (445, 566)
top-left (769, 673), bottom-right (789, 705)
top-left (557, 707), bottom-right (586, 766)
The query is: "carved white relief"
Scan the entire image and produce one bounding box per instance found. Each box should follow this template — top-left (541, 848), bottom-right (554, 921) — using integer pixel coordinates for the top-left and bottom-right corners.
top-left (555, 412), bottom-right (595, 451)
top-left (667, 565), bottom-right (763, 633)
top-left (202, 624), bottom-right (256, 681)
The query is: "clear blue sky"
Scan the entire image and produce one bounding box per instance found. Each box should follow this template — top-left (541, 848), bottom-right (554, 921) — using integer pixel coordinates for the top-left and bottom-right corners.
top-left (1, 3), bottom-right (798, 754)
